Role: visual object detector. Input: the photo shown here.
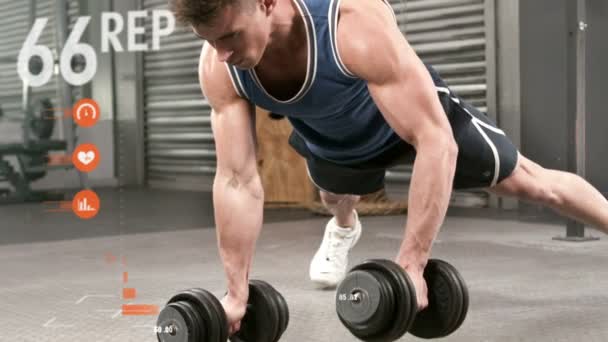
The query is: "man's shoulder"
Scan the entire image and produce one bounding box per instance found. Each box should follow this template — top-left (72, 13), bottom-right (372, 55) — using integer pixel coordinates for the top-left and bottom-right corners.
top-left (337, 0), bottom-right (394, 21)
top-left (336, 0), bottom-right (398, 50)
top-left (199, 43), bottom-right (243, 108)
top-left (335, 0), bottom-right (402, 80)
top-left (199, 42), bottom-right (220, 80)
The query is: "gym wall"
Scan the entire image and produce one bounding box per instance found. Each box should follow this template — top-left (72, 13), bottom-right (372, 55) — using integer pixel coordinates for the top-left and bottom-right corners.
top-left (519, 0), bottom-right (570, 174)
top-left (586, 0), bottom-right (608, 194)
top-left (516, 0), bottom-right (608, 211)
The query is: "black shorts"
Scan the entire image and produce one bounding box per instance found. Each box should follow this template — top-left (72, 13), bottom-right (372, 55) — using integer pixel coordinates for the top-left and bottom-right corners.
top-left (288, 78), bottom-right (519, 195)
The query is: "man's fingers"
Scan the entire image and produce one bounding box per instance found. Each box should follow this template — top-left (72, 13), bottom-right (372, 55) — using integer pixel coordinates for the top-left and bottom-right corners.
top-left (229, 321), bottom-right (242, 336)
top-left (418, 295), bottom-right (429, 311)
top-left (416, 279), bottom-right (429, 311)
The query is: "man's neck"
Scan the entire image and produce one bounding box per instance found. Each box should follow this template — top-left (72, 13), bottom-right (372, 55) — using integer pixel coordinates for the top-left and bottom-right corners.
top-left (261, 0), bottom-right (306, 63)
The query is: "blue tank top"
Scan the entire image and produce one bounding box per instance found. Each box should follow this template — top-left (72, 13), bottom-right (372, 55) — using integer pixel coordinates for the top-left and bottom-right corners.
top-left (226, 0), bottom-right (401, 164)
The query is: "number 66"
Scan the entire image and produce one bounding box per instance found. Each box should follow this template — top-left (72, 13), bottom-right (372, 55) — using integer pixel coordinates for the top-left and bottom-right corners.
top-left (17, 17), bottom-right (98, 87)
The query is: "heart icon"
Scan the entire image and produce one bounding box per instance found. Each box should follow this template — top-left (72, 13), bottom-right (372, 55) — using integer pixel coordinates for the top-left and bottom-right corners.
top-left (77, 151), bottom-right (96, 165)
top-left (72, 144), bottom-right (100, 173)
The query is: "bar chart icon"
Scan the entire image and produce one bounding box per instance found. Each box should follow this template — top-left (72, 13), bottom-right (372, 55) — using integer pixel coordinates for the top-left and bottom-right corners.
top-left (78, 197), bottom-right (96, 212)
top-left (72, 190), bottom-right (100, 219)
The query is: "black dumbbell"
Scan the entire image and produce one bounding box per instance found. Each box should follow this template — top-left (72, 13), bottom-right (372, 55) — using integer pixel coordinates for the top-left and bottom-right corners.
top-left (157, 279), bottom-right (289, 342)
top-left (335, 259), bottom-right (468, 341)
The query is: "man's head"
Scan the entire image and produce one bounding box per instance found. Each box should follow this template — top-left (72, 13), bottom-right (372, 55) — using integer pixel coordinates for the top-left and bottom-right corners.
top-left (171, 0), bottom-right (276, 69)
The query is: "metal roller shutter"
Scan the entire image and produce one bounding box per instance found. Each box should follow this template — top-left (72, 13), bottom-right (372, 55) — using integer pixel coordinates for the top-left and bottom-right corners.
top-left (0, 1), bottom-right (34, 142)
top-left (143, 0), bottom-right (216, 190)
top-left (0, 0), bottom-right (81, 142)
top-left (386, 0), bottom-right (492, 207)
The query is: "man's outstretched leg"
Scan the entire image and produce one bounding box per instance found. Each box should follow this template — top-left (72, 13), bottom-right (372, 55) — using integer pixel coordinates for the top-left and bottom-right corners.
top-left (489, 153), bottom-right (608, 233)
top-left (309, 191), bottom-right (363, 288)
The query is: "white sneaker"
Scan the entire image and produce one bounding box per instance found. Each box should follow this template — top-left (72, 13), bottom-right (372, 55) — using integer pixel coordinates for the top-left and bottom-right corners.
top-left (309, 210), bottom-right (362, 288)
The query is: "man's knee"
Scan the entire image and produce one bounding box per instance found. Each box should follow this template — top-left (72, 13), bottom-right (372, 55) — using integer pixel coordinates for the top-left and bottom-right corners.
top-left (521, 180), bottom-right (562, 207)
top-left (319, 191), bottom-right (359, 208)
top-left (493, 157), bottom-right (563, 207)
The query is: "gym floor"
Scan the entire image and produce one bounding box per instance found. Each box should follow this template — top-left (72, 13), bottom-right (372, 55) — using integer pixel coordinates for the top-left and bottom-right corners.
top-left (2, 188), bottom-right (608, 342)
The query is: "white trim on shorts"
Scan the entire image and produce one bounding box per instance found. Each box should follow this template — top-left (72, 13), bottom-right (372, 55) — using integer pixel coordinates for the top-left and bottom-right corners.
top-left (469, 115), bottom-right (501, 187)
top-left (437, 86), bottom-right (504, 187)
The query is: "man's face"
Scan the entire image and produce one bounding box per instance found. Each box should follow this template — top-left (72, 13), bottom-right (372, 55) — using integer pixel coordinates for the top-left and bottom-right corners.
top-left (192, 1), bottom-right (271, 69)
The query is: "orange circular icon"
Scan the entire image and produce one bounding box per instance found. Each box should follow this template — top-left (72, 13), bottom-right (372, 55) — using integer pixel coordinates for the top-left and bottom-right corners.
top-left (72, 143), bottom-right (100, 173)
top-left (73, 98), bottom-right (100, 128)
top-left (72, 190), bottom-right (100, 220)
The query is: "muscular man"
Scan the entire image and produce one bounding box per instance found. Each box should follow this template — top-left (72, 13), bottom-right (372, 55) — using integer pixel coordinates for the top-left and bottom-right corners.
top-left (170, 0), bottom-right (608, 334)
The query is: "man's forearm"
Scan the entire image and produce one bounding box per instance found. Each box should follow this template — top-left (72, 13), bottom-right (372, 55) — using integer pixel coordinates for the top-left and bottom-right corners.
top-left (397, 142), bottom-right (458, 270)
top-left (213, 172), bottom-right (264, 303)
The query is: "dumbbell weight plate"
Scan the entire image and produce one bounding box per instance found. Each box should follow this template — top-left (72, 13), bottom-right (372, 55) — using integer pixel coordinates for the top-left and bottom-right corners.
top-left (428, 260), bottom-right (462, 338)
top-left (232, 281), bottom-right (279, 342)
top-left (273, 285), bottom-right (290, 340)
top-left (248, 280), bottom-right (280, 342)
top-left (250, 280), bottom-right (289, 342)
top-left (157, 302), bottom-right (200, 342)
top-left (336, 269), bottom-right (393, 339)
top-left (339, 260), bottom-right (417, 342)
top-left (409, 259), bottom-right (463, 339)
top-left (164, 289), bottom-right (224, 342)
top-left (156, 305), bottom-right (189, 342)
top-left (189, 288), bottom-right (230, 342)
top-left (373, 259), bottom-right (419, 341)
top-left (452, 266), bottom-right (469, 334)
top-left (176, 302), bottom-right (204, 341)
top-left (433, 259), bottom-right (469, 336)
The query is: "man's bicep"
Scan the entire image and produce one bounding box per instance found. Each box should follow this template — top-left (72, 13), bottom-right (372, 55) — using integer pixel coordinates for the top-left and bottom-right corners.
top-left (367, 65), bottom-right (452, 147)
top-left (198, 45), bottom-right (258, 175)
top-left (353, 37), bottom-right (452, 146)
top-left (211, 100), bottom-right (258, 176)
